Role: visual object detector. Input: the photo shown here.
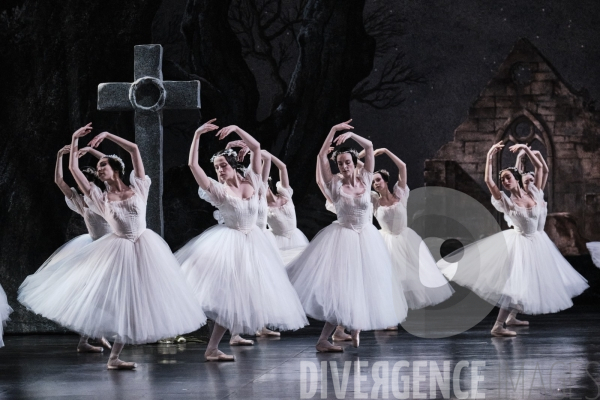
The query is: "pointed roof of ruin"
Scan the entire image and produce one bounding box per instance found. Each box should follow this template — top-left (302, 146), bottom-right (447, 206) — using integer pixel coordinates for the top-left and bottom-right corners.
top-left (481, 37), bottom-right (588, 101)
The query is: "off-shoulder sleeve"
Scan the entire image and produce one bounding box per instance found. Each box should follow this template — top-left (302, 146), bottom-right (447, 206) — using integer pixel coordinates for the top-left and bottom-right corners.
top-left (393, 183), bottom-right (410, 207)
top-left (527, 183), bottom-right (545, 203)
top-left (325, 200), bottom-right (337, 215)
top-left (129, 170), bottom-right (151, 202)
top-left (359, 169), bottom-right (374, 189)
top-left (198, 178), bottom-right (227, 208)
top-left (275, 181), bottom-right (293, 200)
top-left (84, 183), bottom-right (106, 216)
top-left (244, 168), bottom-right (264, 193)
top-left (370, 191), bottom-right (380, 213)
top-left (491, 192), bottom-right (511, 214)
top-left (65, 188), bottom-right (85, 216)
top-left (324, 175), bottom-right (341, 203)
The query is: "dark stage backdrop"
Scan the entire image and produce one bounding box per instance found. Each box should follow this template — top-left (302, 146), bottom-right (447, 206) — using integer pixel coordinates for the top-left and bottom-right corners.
top-left (1, 0), bottom-right (599, 333)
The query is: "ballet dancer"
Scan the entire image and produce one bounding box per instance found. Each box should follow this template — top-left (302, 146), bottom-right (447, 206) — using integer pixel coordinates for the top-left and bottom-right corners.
top-left (21, 145), bottom-right (113, 352)
top-left (368, 148), bottom-right (454, 317)
top-left (19, 123), bottom-right (206, 369)
top-left (287, 120), bottom-right (408, 352)
top-left (176, 120), bottom-right (307, 361)
top-left (0, 283), bottom-right (12, 348)
top-left (439, 142), bottom-right (588, 336)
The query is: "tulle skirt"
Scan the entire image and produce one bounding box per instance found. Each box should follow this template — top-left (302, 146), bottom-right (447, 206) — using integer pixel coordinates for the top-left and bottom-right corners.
top-left (175, 225), bottom-right (308, 334)
top-left (18, 230), bottom-right (206, 344)
top-left (587, 242), bottom-right (600, 269)
top-left (438, 230), bottom-right (589, 314)
top-left (286, 223), bottom-right (408, 331)
top-left (381, 228), bottom-right (454, 309)
top-left (38, 234), bottom-right (94, 272)
top-left (271, 228), bottom-right (310, 251)
top-left (0, 284), bottom-right (12, 348)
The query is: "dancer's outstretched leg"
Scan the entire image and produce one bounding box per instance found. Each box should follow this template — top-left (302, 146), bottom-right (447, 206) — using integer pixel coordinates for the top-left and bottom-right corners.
top-left (506, 309), bottom-right (529, 326)
top-left (77, 336), bottom-right (103, 353)
top-left (229, 333), bottom-right (254, 346)
top-left (316, 322), bottom-right (343, 352)
top-left (332, 326), bottom-right (351, 341)
top-left (206, 323), bottom-right (235, 361)
top-left (491, 308), bottom-right (516, 337)
top-left (107, 341), bottom-right (137, 370)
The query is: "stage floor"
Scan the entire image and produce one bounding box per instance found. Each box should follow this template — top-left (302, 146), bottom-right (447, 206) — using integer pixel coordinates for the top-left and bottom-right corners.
top-left (1, 308), bottom-right (600, 400)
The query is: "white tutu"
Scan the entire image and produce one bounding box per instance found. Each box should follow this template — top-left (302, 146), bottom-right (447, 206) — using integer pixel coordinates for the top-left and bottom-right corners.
top-left (19, 230), bottom-right (205, 344)
top-left (439, 190), bottom-right (588, 315)
top-left (271, 228), bottom-right (309, 250)
top-left (177, 169), bottom-right (308, 334)
top-left (18, 171), bottom-right (206, 344)
top-left (0, 284), bottom-right (12, 348)
top-left (587, 242), bottom-right (600, 269)
top-left (287, 223), bottom-right (407, 330)
top-left (176, 225), bottom-right (309, 334)
top-left (373, 184), bottom-right (454, 310)
top-left (37, 234), bottom-right (93, 272)
top-left (287, 170), bottom-right (407, 330)
top-left (381, 228), bottom-right (454, 309)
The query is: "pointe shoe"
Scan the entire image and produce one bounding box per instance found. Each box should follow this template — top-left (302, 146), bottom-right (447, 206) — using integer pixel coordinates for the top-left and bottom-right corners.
top-left (491, 323), bottom-right (517, 337)
top-left (107, 358), bottom-right (137, 370)
top-left (383, 326), bottom-right (399, 331)
top-left (100, 337), bottom-right (112, 350)
top-left (77, 343), bottom-right (104, 353)
top-left (332, 331), bottom-right (352, 342)
top-left (229, 334), bottom-right (254, 346)
top-left (351, 330), bottom-right (361, 348)
top-left (316, 341), bottom-right (343, 353)
top-left (256, 327), bottom-right (281, 337)
top-left (205, 350), bottom-right (235, 362)
top-left (506, 316), bottom-right (529, 326)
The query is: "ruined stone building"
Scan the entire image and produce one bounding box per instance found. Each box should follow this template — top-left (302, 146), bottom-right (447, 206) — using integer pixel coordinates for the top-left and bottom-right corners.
top-left (425, 39), bottom-right (600, 254)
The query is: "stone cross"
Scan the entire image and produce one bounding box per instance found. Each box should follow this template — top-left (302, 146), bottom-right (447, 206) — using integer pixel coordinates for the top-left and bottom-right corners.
top-left (97, 44), bottom-right (201, 237)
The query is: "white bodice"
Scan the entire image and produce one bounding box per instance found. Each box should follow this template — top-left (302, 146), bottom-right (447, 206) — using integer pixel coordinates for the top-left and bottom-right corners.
top-left (66, 188), bottom-right (112, 240)
top-left (86, 171), bottom-right (150, 242)
top-left (199, 169), bottom-right (262, 234)
top-left (324, 170), bottom-right (374, 232)
top-left (372, 183), bottom-right (410, 236)
top-left (491, 188), bottom-right (541, 237)
top-left (256, 182), bottom-right (268, 230)
top-left (267, 182), bottom-right (298, 237)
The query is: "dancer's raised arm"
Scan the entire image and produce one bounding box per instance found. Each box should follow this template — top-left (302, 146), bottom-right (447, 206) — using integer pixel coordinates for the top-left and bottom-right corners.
top-left (333, 131), bottom-right (374, 173)
top-left (260, 150), bottom-right (272, 187)
top-left (532, 150), bottom-right (549, 190)
top-left (268, 152), bottom-right (289, 188)
top-left (319, 120), bottom-right (354, 183)
top-left (78, 147), bottom-right (106, 160)
top-left (217, 125), bottom-right (261, 175)
top-left (374, 148), bottom-right (407, 189)
top-left (509, 144), bottom-right (543, 189)
top-left (485, 141), bottom-right (504, 200)
top-left (55, 145), bottom-right (73, 197)
top-left (88, 131), bottom-right (144, 179)
top-left (69, 123), bottom-right (94, 196)
top-left (316, 157), bottom-right (333, 202)
top-left (188, 119), bottom-right (219, 190)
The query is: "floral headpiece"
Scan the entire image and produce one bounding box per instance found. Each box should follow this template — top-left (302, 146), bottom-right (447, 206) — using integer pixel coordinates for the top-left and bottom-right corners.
top-left (498, 166), bottom-right (521, 179)
top-left (81, 166), bottom-right (98, 177)
top-left (330, 147), bottom-right (360, 162)
top-left (210, 148), bottom-right (238, 162)
top-left (105, 154), bottom-right (126, 173)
